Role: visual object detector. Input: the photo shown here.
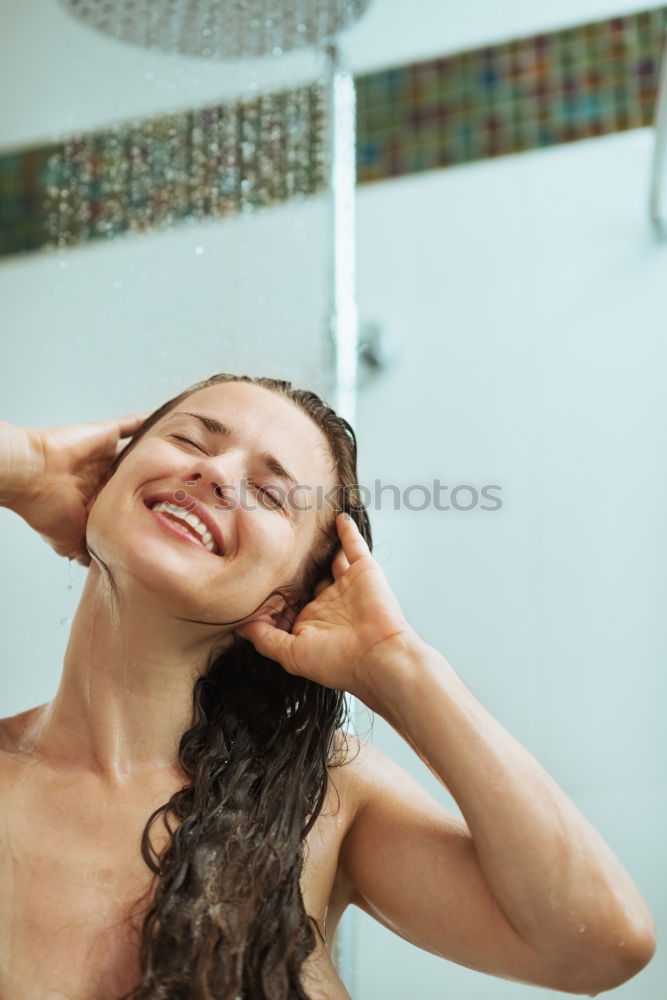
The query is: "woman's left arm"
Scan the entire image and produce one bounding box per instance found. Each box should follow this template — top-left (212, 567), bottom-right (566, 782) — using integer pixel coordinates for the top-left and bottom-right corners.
top-left (341, 631), bottom-right (656, 994)
top-left (236, 513), bottom-right (657, 995)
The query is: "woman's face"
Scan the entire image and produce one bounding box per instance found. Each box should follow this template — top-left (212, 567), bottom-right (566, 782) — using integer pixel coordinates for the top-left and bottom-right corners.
top-left (86, 382), bottom-right (338, 628)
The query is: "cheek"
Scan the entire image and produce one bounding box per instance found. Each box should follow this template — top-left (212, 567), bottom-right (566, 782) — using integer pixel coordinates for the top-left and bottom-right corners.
top-left (83, 463), bottom-right (141, 553)
top-left (84, 483), bottom-right (120, 549)
top-left (242, 520), bottom-right (291, 572)
top-left (239, 514), bottom-right (302, 575)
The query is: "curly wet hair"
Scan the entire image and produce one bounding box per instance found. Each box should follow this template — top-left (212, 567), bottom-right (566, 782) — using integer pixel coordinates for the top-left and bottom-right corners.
top-left (103, 373), bottom-right (372, 999)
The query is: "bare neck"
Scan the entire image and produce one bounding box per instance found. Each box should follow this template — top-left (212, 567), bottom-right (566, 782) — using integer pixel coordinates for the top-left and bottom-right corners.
top-left (17, 564), bottom-right (230, 786)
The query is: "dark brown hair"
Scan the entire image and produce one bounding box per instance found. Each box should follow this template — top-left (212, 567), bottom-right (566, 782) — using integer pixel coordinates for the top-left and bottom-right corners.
top-left (109, 373), bottom-right (372, 999)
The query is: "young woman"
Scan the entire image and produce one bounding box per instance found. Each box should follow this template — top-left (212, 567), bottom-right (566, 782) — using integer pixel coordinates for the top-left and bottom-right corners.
top-left (0, 373), bottom-right (656, 1000)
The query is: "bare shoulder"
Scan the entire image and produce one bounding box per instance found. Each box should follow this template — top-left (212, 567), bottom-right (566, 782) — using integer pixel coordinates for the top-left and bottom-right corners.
top-left (0, 705), bottom-right (42, 755)
top-left (325, 729), bottom-right (403, 832)
top-left (325, 729), bottom-right (371, 811)
top-left (327, 728), bottom-right (423, 810)
top-left (321, 730), bottom-right (437, 927)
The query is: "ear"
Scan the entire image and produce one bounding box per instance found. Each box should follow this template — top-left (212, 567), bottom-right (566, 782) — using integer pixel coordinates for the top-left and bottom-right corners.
top-left (234, 602), bottom-right (296, 639)
top-left (266, 589), bottom-right (308, 633)
top-left (271, 604), bottom-right (298, 633)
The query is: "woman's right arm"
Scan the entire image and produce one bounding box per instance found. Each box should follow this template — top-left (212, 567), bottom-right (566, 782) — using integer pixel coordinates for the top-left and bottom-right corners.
top-left (0, 414), bottom-right (147, 565)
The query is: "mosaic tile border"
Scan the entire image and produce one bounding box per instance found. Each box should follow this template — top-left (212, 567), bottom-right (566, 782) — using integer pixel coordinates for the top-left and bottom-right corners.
top-left (0, 84), bottom-right (326, 257)
top-left (1, 6), bottom-right (666, 258)
top-left (356, 6), bottom-right (667, 181)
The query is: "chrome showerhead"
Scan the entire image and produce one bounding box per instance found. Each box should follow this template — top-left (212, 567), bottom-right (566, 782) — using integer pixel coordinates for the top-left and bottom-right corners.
top-left (58, 0), bottom-right (371, 60)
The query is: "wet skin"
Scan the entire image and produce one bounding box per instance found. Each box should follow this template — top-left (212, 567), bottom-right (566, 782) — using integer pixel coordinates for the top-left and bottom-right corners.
top-left (0, 382), bottom-right (358, 998)
top-left (0, 711), bottom-right (361, 999)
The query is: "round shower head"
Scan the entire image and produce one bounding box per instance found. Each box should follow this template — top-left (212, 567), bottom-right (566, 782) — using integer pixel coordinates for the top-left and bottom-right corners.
top-left (58, 0), bottom-right (371, 60)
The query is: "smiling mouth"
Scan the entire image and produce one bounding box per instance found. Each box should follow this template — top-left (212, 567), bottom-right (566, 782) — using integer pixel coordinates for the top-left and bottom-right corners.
top-left (148, 501), bottom-right (220, 554)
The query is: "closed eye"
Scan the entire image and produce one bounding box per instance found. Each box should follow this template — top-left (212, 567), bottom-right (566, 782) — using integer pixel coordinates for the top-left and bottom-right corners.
top-left (253, 484), bottom-right (285, 510)
top-left (169, 434), bottom-right (207, 454)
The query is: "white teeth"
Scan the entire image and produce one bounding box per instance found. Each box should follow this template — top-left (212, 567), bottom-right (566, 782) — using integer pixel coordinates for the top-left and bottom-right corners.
top-left (151, 501), bottom-right (219, 554)
top-left (185, 514), bottom-right (206, 535)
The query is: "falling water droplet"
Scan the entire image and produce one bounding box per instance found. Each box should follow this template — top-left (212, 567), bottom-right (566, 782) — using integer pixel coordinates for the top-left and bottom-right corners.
top-left (195, 245), bottom-right (204, 255)
top-left (578, 923), bottom-right (586, 933)
top-left (60, 617), bottom-right (72, 627)
top-left (67, 559), bottom-right (74, 590)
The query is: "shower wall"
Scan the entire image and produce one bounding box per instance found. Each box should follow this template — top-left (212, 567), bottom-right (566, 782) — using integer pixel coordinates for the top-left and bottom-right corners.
top-left (352, 125), bottom-right (666, 998)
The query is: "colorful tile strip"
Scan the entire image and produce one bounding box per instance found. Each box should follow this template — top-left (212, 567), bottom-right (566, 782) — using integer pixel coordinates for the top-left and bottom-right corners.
top-left (0, 84), bottom-right (326, 257)
top-left (1, 6), bottom-right (666, 258)
top-left (356, 7), bottom-right (667, 182)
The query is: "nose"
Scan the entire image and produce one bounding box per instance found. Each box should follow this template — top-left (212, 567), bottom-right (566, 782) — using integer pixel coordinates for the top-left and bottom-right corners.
top-left (214, 483), bottom-right (236, 510)
top-left (184, 450), bottom-right (245, 512)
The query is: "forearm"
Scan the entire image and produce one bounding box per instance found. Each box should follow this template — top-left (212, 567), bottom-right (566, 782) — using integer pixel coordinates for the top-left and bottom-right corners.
top-left (363, 631), bottom-right (656, 959)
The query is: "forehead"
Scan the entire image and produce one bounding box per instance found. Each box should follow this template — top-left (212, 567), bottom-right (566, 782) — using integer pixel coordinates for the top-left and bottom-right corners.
top-left (167, 381), bottom-right (335, 487)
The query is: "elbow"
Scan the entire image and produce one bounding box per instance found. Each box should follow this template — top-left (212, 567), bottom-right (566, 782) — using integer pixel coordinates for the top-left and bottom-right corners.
top-left (593, 926), bottom-right (657, 995)
top-left (558, 923), bottom-right (657, 996)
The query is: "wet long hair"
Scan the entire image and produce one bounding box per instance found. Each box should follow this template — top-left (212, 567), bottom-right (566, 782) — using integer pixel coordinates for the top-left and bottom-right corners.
top-left (108, 373), bottom-right (372, 999)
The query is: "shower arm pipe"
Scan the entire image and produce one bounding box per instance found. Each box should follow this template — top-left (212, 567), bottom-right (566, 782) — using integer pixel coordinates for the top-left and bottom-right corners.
top-left (649, 30), bottom-right (667, 234)
top-left (324, 42), bottom-right (360, 714)
top-left (325, 41), bottom-right (359, 427)
top-left (324, 40), bottom-right (360, 995)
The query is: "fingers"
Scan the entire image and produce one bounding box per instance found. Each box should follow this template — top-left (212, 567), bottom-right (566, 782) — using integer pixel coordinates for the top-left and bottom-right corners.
top-left (235, 618), bottom-right (295, 668)
top-left (336, 512), bottom-right (370, 563)
top-left (92, 412), bottom-right (148, 447)
top-left (117, 411), bottom-right (150, 438)
top-left (84, 411), bottom-right (149, 447)
top-left (331, 547), bottom-right (350, 580)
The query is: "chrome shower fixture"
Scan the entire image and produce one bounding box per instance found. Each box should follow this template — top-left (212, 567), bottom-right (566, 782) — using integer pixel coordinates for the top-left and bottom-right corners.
top-left (58, 0), bottom-right (371, 59)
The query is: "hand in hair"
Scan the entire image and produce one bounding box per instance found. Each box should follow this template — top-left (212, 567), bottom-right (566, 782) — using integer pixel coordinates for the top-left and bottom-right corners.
top-left (233, 512), bottom-right (415, 710)
top-left (0, 413), bottom-right (147, 566)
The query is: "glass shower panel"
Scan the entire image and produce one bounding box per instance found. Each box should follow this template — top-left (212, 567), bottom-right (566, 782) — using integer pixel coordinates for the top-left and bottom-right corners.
top-left (0, 5), bottom-right (337, 722)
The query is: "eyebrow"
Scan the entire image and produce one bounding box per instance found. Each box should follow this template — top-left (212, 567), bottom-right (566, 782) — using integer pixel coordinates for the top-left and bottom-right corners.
top-left (169, 410), bottom-right (300, 489)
